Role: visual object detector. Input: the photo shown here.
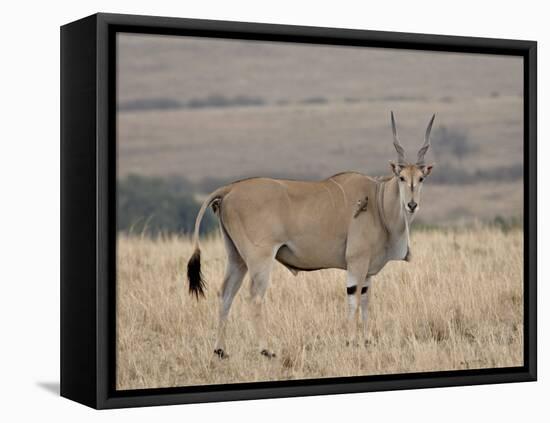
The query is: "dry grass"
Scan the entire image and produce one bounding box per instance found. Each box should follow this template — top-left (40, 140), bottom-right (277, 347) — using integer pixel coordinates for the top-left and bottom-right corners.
top-left (116, 227), bottom-right (523, 390)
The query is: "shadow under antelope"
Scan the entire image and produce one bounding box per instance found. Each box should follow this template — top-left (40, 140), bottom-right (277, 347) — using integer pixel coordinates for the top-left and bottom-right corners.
top-left (187, 112), bottom-right (436, 359)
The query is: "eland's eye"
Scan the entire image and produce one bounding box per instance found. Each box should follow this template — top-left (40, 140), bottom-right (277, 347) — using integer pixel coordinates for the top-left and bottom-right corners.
top-left (399, 176), bottom-right (405, 182)
top-left (419, 177), bottom-right (424, 183)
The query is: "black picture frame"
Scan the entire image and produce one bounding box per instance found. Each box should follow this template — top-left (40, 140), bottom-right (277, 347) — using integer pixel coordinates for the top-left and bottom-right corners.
top-left (60, 12), bottom-right (537, 409)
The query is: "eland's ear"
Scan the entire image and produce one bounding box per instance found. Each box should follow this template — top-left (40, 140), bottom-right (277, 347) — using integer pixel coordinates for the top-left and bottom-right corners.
top-left (389, 161), bottom-right (402, 176)
top-left (422, 163), bottom-right (434, 176)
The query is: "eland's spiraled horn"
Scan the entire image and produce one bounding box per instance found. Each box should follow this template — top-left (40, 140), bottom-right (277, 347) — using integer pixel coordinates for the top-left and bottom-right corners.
top-left (390, 111), bottom-right (406, 164)
top-left (416, 114), bottom-right (436, 166)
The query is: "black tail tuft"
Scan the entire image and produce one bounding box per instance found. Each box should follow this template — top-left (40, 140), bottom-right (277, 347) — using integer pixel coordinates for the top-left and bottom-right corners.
top-left (187, 248), bottom-right (206, 299)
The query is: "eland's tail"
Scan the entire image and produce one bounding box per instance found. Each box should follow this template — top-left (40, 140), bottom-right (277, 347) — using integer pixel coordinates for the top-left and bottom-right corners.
top-left (187, 186), bottom-right (231, 299)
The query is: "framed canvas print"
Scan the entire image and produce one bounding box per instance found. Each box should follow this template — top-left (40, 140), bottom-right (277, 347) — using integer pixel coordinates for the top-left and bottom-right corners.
top-left (60, 13), bottom-right (537, 409)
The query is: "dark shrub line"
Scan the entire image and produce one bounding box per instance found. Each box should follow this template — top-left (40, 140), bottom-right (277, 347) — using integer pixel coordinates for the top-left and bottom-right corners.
top-left (118, 95), bottom-right (265, 112)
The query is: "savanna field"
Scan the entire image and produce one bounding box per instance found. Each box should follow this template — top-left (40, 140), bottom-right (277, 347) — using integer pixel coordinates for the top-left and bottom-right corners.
top-left (116, 226), bottom-right (523, 390)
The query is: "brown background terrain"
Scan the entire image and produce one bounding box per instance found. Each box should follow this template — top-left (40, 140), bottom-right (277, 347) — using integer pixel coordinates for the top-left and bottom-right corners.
top-left (117, 33), bottom-right (524, 225)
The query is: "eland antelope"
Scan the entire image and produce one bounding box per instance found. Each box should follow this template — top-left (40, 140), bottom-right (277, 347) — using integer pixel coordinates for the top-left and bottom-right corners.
top-left (187, 112), bottom-right (436, 359)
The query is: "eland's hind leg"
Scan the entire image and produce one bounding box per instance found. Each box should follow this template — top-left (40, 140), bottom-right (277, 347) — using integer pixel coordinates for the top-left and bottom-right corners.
top-left (214, 228), bottom-right (247, 359)
top-left (248, 256), bottom-right (276, 358)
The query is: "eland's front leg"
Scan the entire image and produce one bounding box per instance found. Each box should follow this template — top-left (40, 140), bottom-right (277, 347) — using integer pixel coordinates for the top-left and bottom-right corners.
top-left (360, 277), bottom-right (372, 346)
top-left (345, 264), bottom-right (369, 345)
top-left (346, 274), bottom-right (360, 323)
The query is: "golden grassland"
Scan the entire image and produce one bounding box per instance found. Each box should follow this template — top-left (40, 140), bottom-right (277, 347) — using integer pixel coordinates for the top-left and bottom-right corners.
top-left (116, 227), bottom-right (523, 390)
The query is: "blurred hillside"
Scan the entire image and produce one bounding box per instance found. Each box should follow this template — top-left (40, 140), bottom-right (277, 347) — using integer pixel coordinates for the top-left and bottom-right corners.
top-left (116, 33), bottom-right (524, 231)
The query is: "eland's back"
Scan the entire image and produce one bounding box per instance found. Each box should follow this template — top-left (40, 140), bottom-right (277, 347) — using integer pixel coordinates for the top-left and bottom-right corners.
top-left (219, 173), bottom-right (378, 272)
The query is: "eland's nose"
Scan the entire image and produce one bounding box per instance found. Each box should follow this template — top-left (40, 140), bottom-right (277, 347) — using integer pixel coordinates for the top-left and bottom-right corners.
top-left (408, 201), bottom-right (417, 212)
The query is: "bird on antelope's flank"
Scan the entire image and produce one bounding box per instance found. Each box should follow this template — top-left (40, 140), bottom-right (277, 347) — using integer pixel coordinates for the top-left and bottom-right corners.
top-left (187, 111), bottom-right (436, 359)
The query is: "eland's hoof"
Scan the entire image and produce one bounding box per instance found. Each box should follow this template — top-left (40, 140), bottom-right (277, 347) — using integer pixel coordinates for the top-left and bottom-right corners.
top-left (260, 349), bottom-right (276, 359)
top-left (214, 348), bottom-right (228, 359)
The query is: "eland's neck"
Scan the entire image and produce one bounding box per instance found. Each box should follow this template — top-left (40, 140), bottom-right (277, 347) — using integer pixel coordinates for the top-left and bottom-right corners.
top-left (381, 177), bottom-right (410, 239)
